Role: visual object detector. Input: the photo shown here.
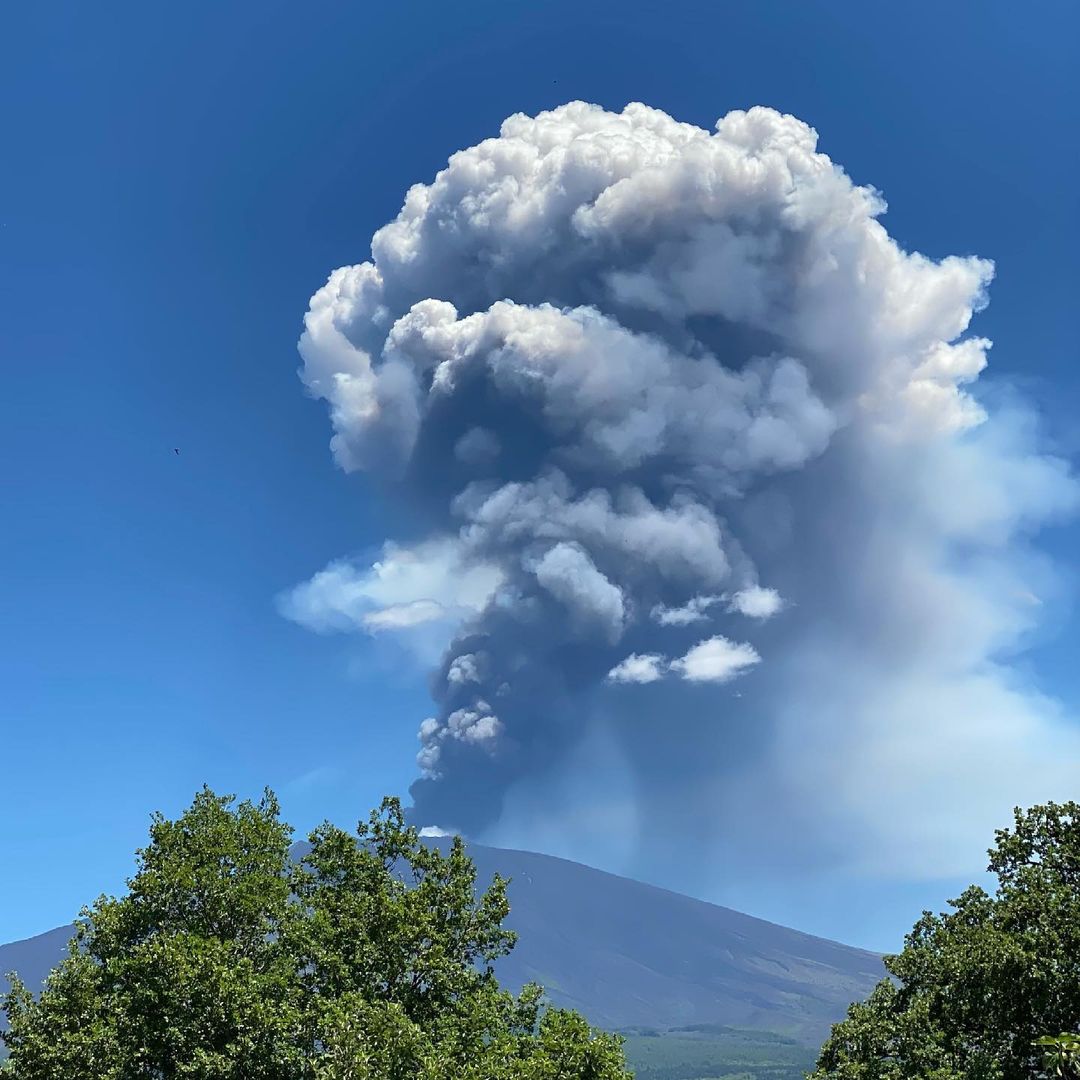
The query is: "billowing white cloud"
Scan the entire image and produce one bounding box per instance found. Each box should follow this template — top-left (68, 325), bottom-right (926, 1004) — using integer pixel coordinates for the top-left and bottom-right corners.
top-left (532, 542), bottom-right (625, 641)
top-left (380, 299), bottom-right (836, 483)
top-left (416, 702), bottom-right (503, 778)
top-left (671, 636), bottom-right (761, 683)
top-left (447, 652), bottom-right (483, 685)
top-left (607, 653), bottom-right (667, 684)
top-left (291, 100), bottom-right (1080, 890)
top-left (280, 537), bottom-right (503, 636)
top-left (728, 586), bottom-right (783, 620)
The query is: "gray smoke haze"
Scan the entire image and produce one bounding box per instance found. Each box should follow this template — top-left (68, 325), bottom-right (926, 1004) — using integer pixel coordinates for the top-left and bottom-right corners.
top-left (283, 103), bottom-right (1080, 888)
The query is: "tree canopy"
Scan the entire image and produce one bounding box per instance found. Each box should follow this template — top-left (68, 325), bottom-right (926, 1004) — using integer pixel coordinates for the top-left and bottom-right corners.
top-left (1, 789), bottom-right (630, 1080)
top-left (812, 801), bottom-right (1080, 1080)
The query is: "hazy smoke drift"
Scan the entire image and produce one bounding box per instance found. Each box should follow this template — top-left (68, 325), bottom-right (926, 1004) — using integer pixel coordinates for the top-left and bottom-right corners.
top-left (288, 103), bottom-right (1079, 880)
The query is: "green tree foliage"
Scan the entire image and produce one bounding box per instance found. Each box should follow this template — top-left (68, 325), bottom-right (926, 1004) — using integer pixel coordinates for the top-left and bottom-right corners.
top-left (812, 802), bottom-right (1080, 1080)
top-left (1034, 1034), bottom-right (1080, 1079)
top-left (1, 789), bottom-right (630, 1080)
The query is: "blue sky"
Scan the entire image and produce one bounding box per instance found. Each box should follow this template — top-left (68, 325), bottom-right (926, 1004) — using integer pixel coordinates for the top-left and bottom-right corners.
top-left (2, 0), bottom-right (1078, 952)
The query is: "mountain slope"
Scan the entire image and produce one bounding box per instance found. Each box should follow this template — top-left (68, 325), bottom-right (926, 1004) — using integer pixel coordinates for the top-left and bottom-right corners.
top-left (0, 842), bottom-right (883, 1044)
top-left (0, 925), bottom-right (71, 1003)
top-left (462, 843), bottom-right (882, 1043)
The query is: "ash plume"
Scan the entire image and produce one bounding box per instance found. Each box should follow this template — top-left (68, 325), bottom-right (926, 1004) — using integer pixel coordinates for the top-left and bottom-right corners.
top-left (284, 103), bottom-right (1080, 885)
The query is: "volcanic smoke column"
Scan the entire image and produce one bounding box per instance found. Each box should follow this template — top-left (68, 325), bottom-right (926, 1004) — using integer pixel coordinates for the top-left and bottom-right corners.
top-left (284, 103), bottom-right (1078, 878)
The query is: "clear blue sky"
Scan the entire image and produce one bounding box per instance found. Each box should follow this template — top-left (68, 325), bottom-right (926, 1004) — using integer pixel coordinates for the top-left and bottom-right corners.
top-left (2, 0), bottom-right (1077, 951)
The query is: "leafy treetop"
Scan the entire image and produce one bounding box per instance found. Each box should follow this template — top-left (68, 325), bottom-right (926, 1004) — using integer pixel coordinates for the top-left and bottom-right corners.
top-left (1, 788), bottom-right (631, 1080)
top-left (812, 801), bottom-right (1080, 1080)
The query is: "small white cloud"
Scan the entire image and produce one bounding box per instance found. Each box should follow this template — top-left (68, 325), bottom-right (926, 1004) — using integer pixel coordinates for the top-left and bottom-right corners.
top-left (279, 537), bottom-right (503, 636)
top-left (419, 825), bottom-right (454, 838)
top-left (651, 594), bottom-right (721, 626)
top-left (727, 586), bottom-right (783, 620)
top-left (447, 652), bottom-right (483, 684)
top-left (606, 653), bottom-right (667, 684)
top-left (417, 703), bottom-right (504, 778)
top-left (671, 635), bottom-right (760, 683)
top-left (446, 707), bottom-right (502, 744)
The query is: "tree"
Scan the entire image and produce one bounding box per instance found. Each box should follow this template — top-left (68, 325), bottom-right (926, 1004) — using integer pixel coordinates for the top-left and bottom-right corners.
top-left (812, 801), bottom-right (1080, 1080)
top-left (1035, 1034), bottom-right (1080, 1079)
top-left (1, 788), bottom-right (630, 1080)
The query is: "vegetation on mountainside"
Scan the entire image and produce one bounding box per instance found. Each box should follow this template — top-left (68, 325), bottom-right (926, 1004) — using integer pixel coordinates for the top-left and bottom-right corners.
top-left (812, 802), bottom-right (1080, 1080)
top-left (620, 1024), bottom-right (814, 1079)
top-left (1, 789), bottom-right (630, 1079)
